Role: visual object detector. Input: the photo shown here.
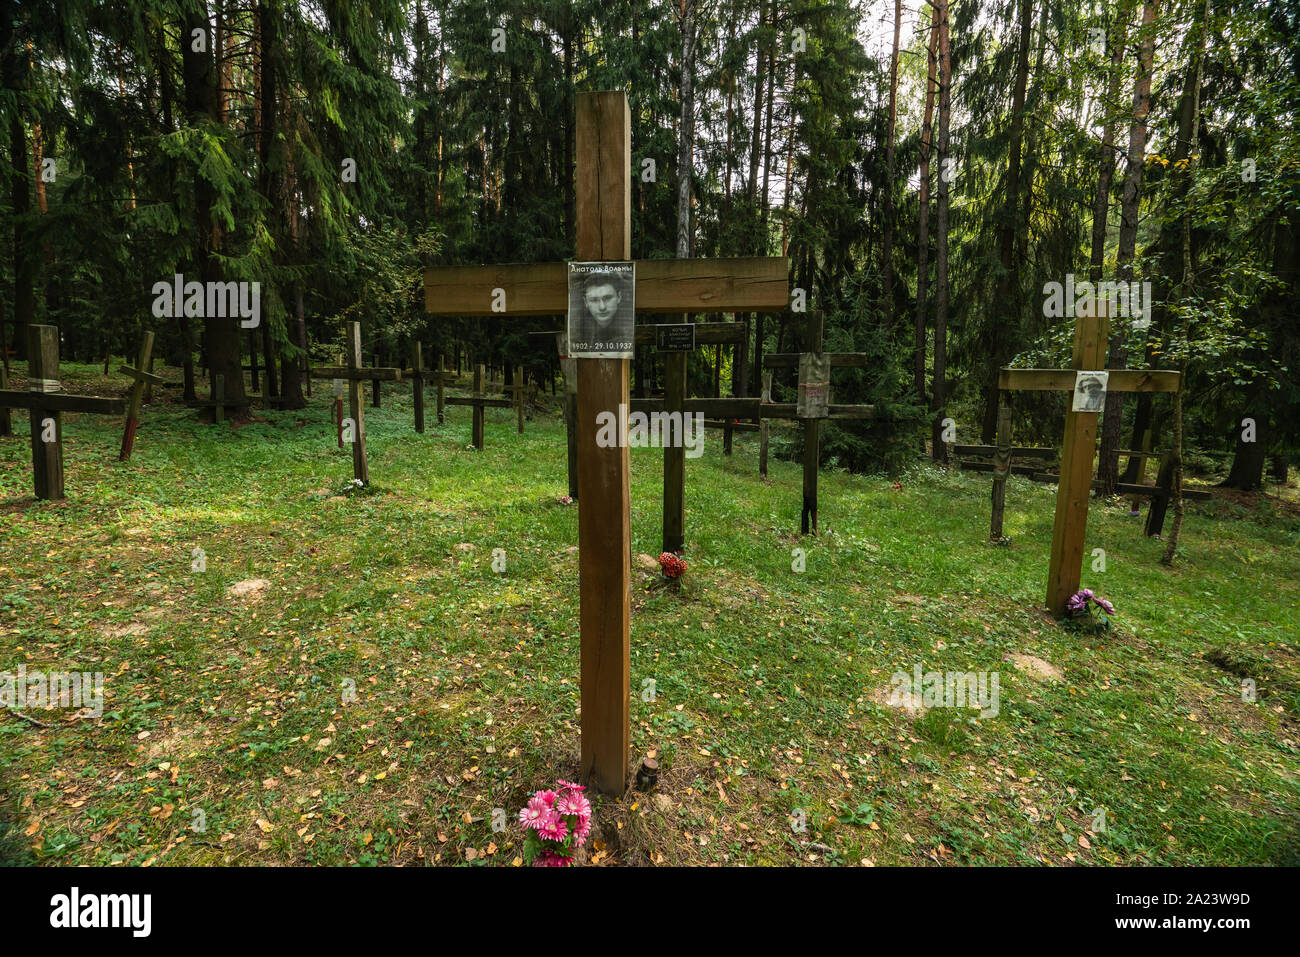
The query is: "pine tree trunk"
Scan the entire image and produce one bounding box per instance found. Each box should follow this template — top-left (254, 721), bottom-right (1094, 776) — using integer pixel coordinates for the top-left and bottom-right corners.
top-left (881, 0), bottom-right (902, 333)
top-left (914, 15), bottom-right (939, 426)
top-left (183, 5), bottom-right (246, 413)
top-left (1100, 0), bottom-right (1158, 495)
top-left (931, 0), bottom-right (951, 463)
top-left (1162, 0), bottom-right (1208, 564)
top-left (980, 0), bottom-right (1034, 443)
top-left (4, 35), bottom-right (35, 347)
top-left (1089, 2), bottom-right (1134, 282)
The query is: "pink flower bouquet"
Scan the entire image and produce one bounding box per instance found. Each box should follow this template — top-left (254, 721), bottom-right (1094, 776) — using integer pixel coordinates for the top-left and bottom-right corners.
top-left (518, 779), bottom-right (593, 866)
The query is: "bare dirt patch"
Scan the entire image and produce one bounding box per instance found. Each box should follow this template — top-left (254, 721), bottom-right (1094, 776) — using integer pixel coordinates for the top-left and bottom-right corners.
top-left (226, 579), bottom-right (271, 600)
top-left (1007, 653), bottom-right (1063, 682)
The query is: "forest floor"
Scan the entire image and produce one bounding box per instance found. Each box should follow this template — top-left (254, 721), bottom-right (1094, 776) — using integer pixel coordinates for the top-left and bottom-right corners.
top-left (1, 363), bottom-right (1298, 866)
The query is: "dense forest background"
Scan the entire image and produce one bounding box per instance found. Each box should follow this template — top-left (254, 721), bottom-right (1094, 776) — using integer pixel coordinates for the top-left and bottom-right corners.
top-left (1, 0), bottom-right (1296, 488)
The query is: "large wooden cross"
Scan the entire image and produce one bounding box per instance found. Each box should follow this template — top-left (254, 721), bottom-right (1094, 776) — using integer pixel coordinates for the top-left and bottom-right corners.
top-left (444, 364), bottom-right (513, 450)
top-left (764, 310), bottom-right (874, 534)
top-left (424, 91), bottom-right (788, 793)
top-left (998, 305), bottom-right (1180, 617)
top-left (0, 324), bottom-right (125, 500)
top-left (118, 332), bottom-right (165, 461)
top-left (309, 322), bottom-right (402, 485)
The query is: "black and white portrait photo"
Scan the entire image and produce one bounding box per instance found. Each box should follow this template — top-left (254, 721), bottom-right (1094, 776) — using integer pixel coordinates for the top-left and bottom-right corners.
top-left (1072, 371), bottom-right (1109, 413)
top-left (566, 262), bottom-right (635, 358)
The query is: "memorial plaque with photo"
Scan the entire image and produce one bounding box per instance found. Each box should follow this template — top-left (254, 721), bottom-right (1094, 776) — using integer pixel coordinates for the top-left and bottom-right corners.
top-left (1071, 370), bottom-right (1109, 413)
top-left (567, 262), bottom-right (635, 358)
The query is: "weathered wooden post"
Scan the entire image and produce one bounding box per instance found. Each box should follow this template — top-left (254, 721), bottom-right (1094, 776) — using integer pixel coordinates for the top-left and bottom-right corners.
top-left (663, 343), bottom-right (687, 553)
top-left (119, 331), bottom-right (163, 461)
top-left (799, 311), bottom-right (826, 535)
top-left (559, 333), bottom-right (579, 499)
top-left (0, 324), bottom-right (124, 500)
top-left (759, 370), bottom-right (772, 478)
top-left (412, 341), bottom-right (426, 434)
top-left (213, 374), bottom-right (225, 424)
top-left (333, 378), bottom-right (345, 448)
top-left (1044, 308), bottom-right (1107, 615)
top-left (0, 359), bottom-right (12, 438)
top-left (473, 364), bottom-right (486, 449)
top-left (30, 325), bottom-right (64, 498)
top-left (515, 365), bottom-right (525, 434)
top-left (574, 91), bottom-right (632, 794)
top-left (990, 397), bottom-right (1012, 541)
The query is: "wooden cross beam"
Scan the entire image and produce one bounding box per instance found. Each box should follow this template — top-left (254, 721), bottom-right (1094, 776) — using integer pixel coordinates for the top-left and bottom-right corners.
top-left (444, 364), bottom-right (512, 450)
top-left (309, 323), bottom-right (402, 485)
top-left (0, 324), bottom-right (125, 500)
top-left (424, 91), bottom-right (789, 794)
top-left (118, 332), bottom-right (163, 461)
top-left (763, 310), bottom-right (874, 534)
top-left (998, 306), bottom-right (1181, 617)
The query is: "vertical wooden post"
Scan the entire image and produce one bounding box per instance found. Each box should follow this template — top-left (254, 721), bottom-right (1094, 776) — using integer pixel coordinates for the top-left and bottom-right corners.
top-left (346, 324), bottom-right (369, 485)
top-left (213, 374), bottom-right (225, 424)
top-left (334, 378), bottom-right (344, 449)
top-left (723, 339), bottom-right (734, 457)
top-left (28, 324), bottom-right (64, 501)
top-left (1045, 305), bottom-right (1109, 616)
top-left (575, 90), bottom-right (631, 795)
top-left (759, 370), bottom-right (772, 478)
top-left (663, 349), bottom-right (687, 553)
top-left (0, 357), bottom-right (13, 437)
top-left (990, 395), bottom-right (1011, 541)
top-left (143, 353), bottom-right (156, 404)
top-left (436, 355), bottom-right (446, 424)
top-left (248, 328), bottom-right (259, 392)
top-left (1129, 427), bottom-right (1152, 515)
top-left (800, 311), bottom-right (824, 535)
top-left (515, 364), bottom-right (525, 434)
top-left (120, 331), bottom-right (155, 461)
top-left (472, 364), bottom-right (485, 450)
top-left (412, 341), bottom-right (426, 434)
top-left (1146, 452), bottom-right (1175, 538)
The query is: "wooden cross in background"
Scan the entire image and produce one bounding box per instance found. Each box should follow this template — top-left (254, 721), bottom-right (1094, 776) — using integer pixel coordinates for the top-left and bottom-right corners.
top-left (480, 364), bottom-right (528, 434)
top-left (309, 322), bottom-right (403, 485)
top-left (429, 355), bottom-right (460, 425)
top-left (424, 91), bottom-right (788, 794)
top-left (118, 332), bottom-right (164, 461)
top-left (764, 310), bottom-right (874, 535)
top-left (629, 321), bottom-right (749, 552)
top-left (998, 305), bottom-right (1181, 617)
top-left (444, 364), bottom-right (513, 450)
top-left (0, 324), bottom-right (124, 500)
top-left (408, 341), bottom-right (427, 434)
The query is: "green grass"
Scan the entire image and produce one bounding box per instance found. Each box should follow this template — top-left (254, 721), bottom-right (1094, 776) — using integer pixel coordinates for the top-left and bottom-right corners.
top-left (1, 362), bottom-right (1298, 866)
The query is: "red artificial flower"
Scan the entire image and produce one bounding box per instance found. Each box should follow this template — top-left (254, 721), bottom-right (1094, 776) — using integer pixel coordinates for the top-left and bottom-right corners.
top-left (657, 552), bottom-right (688, 579)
